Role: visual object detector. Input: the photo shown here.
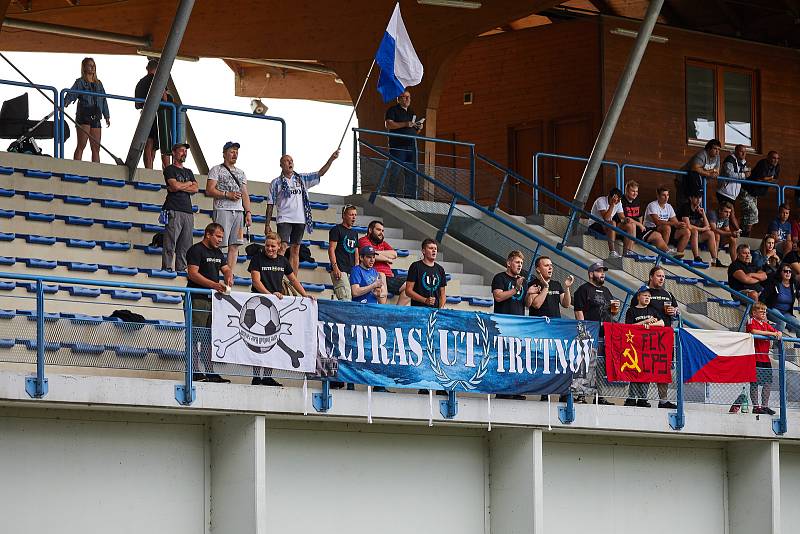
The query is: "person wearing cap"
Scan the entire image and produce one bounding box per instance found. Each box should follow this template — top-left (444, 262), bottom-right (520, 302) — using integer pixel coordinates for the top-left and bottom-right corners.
top-left (266, 150), bottom-right (340, 275)
top-left (161, 142), bottom-right (197, 272)
top-left (572, 260), bottom-right (614, 405)
top-left (623, 287), bottom-right (664, 408)
top-left (350, 245), bottom-right (385, 305)
top-left (207, 141), bottom-right (252, 272)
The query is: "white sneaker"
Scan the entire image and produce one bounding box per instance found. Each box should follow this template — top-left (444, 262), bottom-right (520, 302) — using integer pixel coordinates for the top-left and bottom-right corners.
top-left (608, 251), bottom-right (622, 259)
top-left (667, 247), bottom-right (677, 254)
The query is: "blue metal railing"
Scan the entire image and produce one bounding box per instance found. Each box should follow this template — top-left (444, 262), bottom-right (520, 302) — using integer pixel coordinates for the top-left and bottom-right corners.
top-left (177, 103), bottom-right (287, 156)
top-left (353, 128), bottom-right (476, 200)
top-left (0, 78), bottom-right (61, 156)
top-left (59, 88), bottom-right (178, 160)
top-left (532, 152), bottom-right (621, 213)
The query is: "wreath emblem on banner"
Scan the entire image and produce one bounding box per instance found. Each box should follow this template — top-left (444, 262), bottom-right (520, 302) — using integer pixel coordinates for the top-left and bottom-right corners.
top-left (425, 310), bottom-right (491, 390)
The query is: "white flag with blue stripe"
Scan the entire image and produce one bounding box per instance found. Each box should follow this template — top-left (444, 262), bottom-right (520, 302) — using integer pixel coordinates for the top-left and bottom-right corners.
top-left (375, 3), bottom-right (424, 102)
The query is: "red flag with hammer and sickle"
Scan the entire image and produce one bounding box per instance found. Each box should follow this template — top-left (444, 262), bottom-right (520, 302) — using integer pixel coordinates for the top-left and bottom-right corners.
top-left (604, 322), bottom-right (674, 383)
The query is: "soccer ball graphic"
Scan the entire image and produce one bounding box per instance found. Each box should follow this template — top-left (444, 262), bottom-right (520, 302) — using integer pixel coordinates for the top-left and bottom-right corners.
top-left (239, 296), bottom-right (281, 353)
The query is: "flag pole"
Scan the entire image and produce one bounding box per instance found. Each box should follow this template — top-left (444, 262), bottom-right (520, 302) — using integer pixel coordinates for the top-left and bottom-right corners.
top-left (337, 58), bottom-right (376, 150)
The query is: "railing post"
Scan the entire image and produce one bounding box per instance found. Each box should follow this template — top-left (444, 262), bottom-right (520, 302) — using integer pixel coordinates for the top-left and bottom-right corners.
top-left (469, 146), bottom-right (476, 201)
top-left (176, 105), bottom-right (187, 144)
top-left (25, 279), bottom-right (49, 399)
top-left (778, 186), bottom-right (785, 206)
top-left (437, 197), bottom-right (458, 243)
top-left (492, 174), bottom-right (508, 212)
top-left (558, 211), bottom-right (578, 250)
top-left (175, 291), bottom-right (196, 405)
top-left (739, 303), bottom-right (753, 331)
top-left (368, 158), bottom-right (393, 205)
top-left (558, 391), bottom-right (575, 424)
top-left (313, 380), bottom-right (333, 412)
top-left (533, 154), bottom-right (540, 214)
top-left (526, 243), bottom-right (542, 284)
top-left (669, 322), bottom-right (685, 430)
top-left (440, 390), bottom-right (458, 419)
top-left (352, 131), bottom-right (358, 195)
top-left (773, 339), bottom-right (787, 435)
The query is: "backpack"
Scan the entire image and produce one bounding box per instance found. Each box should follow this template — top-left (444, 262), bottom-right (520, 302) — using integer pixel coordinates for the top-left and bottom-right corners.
top-left (150, 232), bottom-right (164, 248)
top-left (245, 243), bottom-right (263, 257)
top-left (110, 309), bottom-right (146, 323)
top-left (285, 244), bottom-right (314, 263)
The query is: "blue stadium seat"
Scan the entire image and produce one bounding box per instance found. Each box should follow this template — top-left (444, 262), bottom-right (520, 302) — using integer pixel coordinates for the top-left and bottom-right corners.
top-left (251, 214), bottom-right (266, 223)
top-left (100, 199), bottom-right (129, 209)
top-left (64, 216), bottom-right (94, 226)
top-left (148, 293), bottom-right (182, 304)
top-left (98, 178), bottom-right (125, 187)
top-left (0, 257), bottom-right (15, 266)
top-left (299, 261), bottom-right (318, 269)
top-left (23, 169), bottom-right (52, 179)
top-left (143, 269), bottom-right (178, 279)
top-left (100, 241), bottom-right (131, 251)
top-left (251, 234), bottom-right (265, 244)
top-left (396, 249), bottom-right (410, 257)
top-left (0, 309), bottom-right (14, 319)
top-left (0, 209), bottom-right (13, 218)
top-left (0, 232), bottom-right (14, 241)
top-left (153, 320), bottom-right (184, 330)
top-left (465, 297), bottom-right (493, 307)
top-left (25, 235), bottom-right (56, 245)
top-left (193, 229), bottom-right (203, 237)
top-left (138, 203), bottom-right (162, 212)
top-left (157, 348), bottom-right (184, 359)
top-left (104, 220), bottom-right (132, 230)
top-left (18, 282), bottom-right (58, 294)
top-left (67, 286), bottom-right (101, 298)
top-left (21, 339), bottom-right (60, 352)
top-left (24, 191), bottom-right (54, 202)
top-left (0, 281), bottom-right (14, 291)
top-left (61, 174), bottom-right (90, 183)
top-left (249, 194), bottom-right (265, 203)
top-left (65, 262), bottom-right (99, 273)
top-left (25, 212), bottom-right (55, 222)
top-left (394, 269), bottom-right (408, 277)
top-left (0, 166), bottom-right (13, 175)
top-left (68, 342), bottom-right (105, 355)
top-left (111, 345), bottom-right (148, 358)
top-left (66, 314), bottom-right (103, 324)
top-left (0, 338), bottom-right (15, 349)
top-left (63, 195), bottom-right (93, 205)
top-left (446, 296), bottom-right (462, 304)
top-left (140, 224), bottom-right (164, 233)
top-left (134, 182), bottom-right (162, 191)
top-left (24, 312), bottom-right (60, 322)
top-left (0, 188), bottom-right (14, 197)
top-left (233, 276), bottom-right (250, 286)
top-left (301, 283), bottom-right (326, 292)
top-left (65, 239), bottom-right (96, 249)
top-left (24, 258), bottom-right (57, 269)
top-left (353, 225), bottom-right (368, 233)
top-left (106, 266), bottom-right (139, 276)
top-left (314, 222), bottom-right (335, 230)
top-left (308, 201), bottom-right (328, 210)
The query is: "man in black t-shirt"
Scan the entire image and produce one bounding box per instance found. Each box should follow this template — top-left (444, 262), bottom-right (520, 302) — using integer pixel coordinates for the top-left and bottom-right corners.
top-left (406, 238), bottom-right (447, 308)
top-left (186, 223), bottom-right (233, 384)
top-left (162, 143), bottom-right (197, 273)
top-left (492, 250), bottom-right (527, 316)
top-left (527, 256), bottom-right (573, 319)
top-left (677, 194), bottom-right (720, 265)
top-left (727, 244), bottom-right (767, 300)
top-left (643, 266), bottom-right (679, 409)
top-left (385, 90), bottom-right (424, 198)
top-left (623, 288), bottom-right (665, 408)
top-left (248, 232), bottom-right (309, 387)
top-left (328, 205), bottom-right (360, 301)
top-left (134, 59), bottom-right (158, 169)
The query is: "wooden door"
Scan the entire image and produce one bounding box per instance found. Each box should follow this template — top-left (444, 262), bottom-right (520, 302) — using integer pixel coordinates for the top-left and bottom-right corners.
top-left (550, 115), bottom-right (598, 213)
top-left (508, 122), bottom-right (543, 215)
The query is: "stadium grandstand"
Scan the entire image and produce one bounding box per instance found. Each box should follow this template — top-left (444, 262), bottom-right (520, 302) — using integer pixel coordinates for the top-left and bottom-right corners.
top-left (1, 1), bottom-right (800, 533)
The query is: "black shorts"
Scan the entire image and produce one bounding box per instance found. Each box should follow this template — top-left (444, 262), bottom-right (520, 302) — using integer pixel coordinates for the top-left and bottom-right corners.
top-left (386, 275), bottom-right (407, 295)
top-left (276, 222), bottom-right (305, 245)
top-left (636, 227), bottom-right (655, 241)
top-left (76, 106), bottom-right (102, 129)
top-left (148, 120), bottom-right (158, 141)
top-left (589, 222), bottom-right (611, 235)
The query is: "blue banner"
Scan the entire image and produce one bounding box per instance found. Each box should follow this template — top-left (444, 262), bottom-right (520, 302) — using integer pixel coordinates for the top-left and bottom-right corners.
top-left (317, 301), bottom-right (599, 395)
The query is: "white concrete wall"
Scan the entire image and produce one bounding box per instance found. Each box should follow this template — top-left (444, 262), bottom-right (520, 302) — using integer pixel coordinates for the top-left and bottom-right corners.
top-left (780, 444), bottom-right (800, 533)
top-left (0, 409), bottom-right (208, 534)
top-left (542, 435), bottom-right (726, 534)
top-left (263, 421), bottom-right (487, 534)
top-left (727, 441), bottom-right (780, 534)
top-left (489, 428), bottom-right (543, 534)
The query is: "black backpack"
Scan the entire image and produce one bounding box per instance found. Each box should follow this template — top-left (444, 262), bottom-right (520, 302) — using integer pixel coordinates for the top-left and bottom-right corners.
top-left (110, 309), bottom-right (146, 323)
top-left (285, 244), bottom-right (314, 263)
top-left (150, 232), bottom-right (164, 248)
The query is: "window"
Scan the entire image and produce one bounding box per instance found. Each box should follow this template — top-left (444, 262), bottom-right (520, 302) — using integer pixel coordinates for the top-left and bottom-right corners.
top-left (685, 61), bottom-right (758, 148)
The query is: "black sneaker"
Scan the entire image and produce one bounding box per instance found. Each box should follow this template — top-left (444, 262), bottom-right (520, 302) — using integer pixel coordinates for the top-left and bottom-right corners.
top-left (205, 373), bottom-right (231, 383)
top-left (636, 399), bottom-right (652, 408)
top-left (752, 406), bottom-right (765, 415)
top-left (418, 389), bottom-right (429, 395)
top-left (330, 381), bottom-right (345, 390)
top-left (694, 256), bottom-right (703, 263)
top-left (595, 397), bottom-right (613, 405)
top-left (558, 394), bottom-right (568, 403)
top-left (251, 376), bottom-right (262, 386)
top-left (346, 383), bottom-right (355, 391)
top-left (762, 406), bottom-right (776, 415)
top-left (624, 398), bottom-right (637, 406)
top-left (261, 377), bottom-right (282, 387)
top-left (540, 395), bottom-right (549, 401)
top-left (496, 394), bottom-right (526, 400)
top-left (436, 390), bottom-right (448, 396)
top-left (372, 386), bottom-right (389, 393)
top-left (193, 372), bottom-right (207, 382)
top-left (658, 400), bottom-right (677, 409)
top-left (713, 258), bottom-right (727, 268)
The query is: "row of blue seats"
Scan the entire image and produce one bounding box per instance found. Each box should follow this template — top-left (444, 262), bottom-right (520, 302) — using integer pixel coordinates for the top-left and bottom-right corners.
top-left (1, 308), bottom-right (183, 328)
top-left (0, 166), bottom-right (331, 210)
top-left (0, 208), bottom-right (368, 235)
top-left (0, 336), bottom-right (185, 359)
top-left (0, 279), bottom-right (183, 304)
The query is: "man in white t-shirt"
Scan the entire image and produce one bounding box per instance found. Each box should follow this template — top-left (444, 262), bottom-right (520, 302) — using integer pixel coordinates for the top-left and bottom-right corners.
top-left (206, 141), bottom-right (251, 272)
top-left (644, 185), bottom-right (691, 259)
top-left (265, 150), bottom-right (340, 274)
top-left (589, 187), bottom-right (624, 258)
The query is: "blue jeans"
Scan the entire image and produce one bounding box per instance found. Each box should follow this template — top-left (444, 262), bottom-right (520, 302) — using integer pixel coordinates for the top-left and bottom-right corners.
top-left (389, 145), bottom-right (417, 199)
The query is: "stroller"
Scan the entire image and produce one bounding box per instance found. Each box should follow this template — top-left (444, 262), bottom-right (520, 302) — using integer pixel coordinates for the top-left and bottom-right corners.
top-left (0, 93), bottom-right (69, 156)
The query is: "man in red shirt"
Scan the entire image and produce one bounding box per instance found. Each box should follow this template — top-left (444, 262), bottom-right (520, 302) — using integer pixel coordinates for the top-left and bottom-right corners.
top-left (358, 220), bottom-right (410, 305)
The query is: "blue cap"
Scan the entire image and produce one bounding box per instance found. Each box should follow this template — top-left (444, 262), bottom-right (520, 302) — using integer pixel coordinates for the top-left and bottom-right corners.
top-left (223, 141), bottom-right (240, 151)
top-left (360, 245), bottom-right (376, 256)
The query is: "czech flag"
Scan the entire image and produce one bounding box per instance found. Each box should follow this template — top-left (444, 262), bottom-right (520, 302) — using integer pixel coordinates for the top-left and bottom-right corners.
top-left (679, 328), bottom-right (755, 383)
top-left (375, 3), bottom-right (424, 102)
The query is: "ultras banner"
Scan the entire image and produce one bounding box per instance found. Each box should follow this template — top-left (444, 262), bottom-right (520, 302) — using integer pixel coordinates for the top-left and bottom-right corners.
top-left (211, 292), bottom-right (318, 373)
top-left (317, 301), bottom-right (599, 395)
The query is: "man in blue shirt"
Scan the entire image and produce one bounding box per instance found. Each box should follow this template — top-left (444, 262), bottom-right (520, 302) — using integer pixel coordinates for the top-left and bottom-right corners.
top-left (768, 203), bottom-right (793, 255)
top-left (350, 245), bottom-right (383, 304)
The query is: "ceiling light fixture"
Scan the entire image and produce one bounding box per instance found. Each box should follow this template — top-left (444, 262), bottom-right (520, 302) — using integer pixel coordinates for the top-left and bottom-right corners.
top-left (417, 0), bottom-right (482, 9)
top-left (610, 28), bottom-right (669, 44)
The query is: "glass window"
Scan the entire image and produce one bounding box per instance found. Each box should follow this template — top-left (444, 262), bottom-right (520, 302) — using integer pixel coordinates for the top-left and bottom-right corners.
top-left (723, 71), bottom-right (752, 146)
top-left (686, 65), bottom-right (715, 141)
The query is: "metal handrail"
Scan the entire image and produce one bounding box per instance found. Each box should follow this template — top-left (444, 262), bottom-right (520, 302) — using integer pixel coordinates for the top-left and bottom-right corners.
top-left (59, 88), bottom-right (178, 159)
top-left (177, 103), bottom-right (287, 156)
top-left (0, 78), bottom-right (60, 156)
top-left (532, 152), bottom-right (622, 212)
top-left (354, 128), bottom-right (477, 200)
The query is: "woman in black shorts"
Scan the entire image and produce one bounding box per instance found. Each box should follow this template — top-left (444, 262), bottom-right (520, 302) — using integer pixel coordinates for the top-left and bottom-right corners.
top-left (65, 57), bottom-right (110, 162)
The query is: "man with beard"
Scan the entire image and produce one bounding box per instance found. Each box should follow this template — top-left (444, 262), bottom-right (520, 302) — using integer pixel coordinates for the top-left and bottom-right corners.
top-left (358, 220), bottom-right (410, 305)
top-left (161, 142), bottom-right (197, 272)
top-left (644, 266), bottom-right (678, 409)
top-left (572, 261), bottom-right (614, 405)
top-left (527, 256), bottom-right (573, 319)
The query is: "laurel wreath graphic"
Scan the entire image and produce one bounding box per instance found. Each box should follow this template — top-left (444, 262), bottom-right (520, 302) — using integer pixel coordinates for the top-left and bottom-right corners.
top-left (425, 310), bottom-right (491, 390)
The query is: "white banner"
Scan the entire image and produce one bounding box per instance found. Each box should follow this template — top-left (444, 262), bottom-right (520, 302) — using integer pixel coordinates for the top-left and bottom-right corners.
top-left (211, 291), bottom-right (317, 372)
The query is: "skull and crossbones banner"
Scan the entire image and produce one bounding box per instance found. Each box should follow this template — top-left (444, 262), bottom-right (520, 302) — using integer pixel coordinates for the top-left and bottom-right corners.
top-left (211, 291), bottom-right (318, 372)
